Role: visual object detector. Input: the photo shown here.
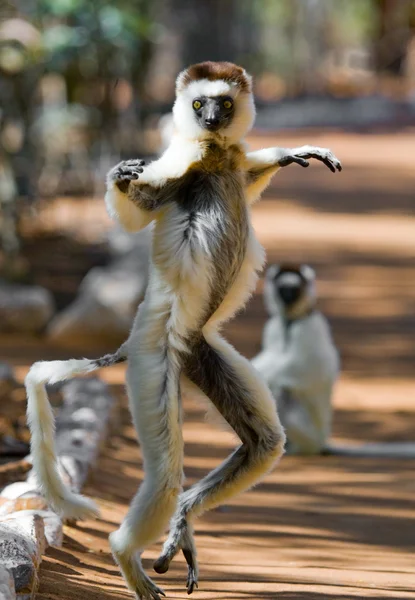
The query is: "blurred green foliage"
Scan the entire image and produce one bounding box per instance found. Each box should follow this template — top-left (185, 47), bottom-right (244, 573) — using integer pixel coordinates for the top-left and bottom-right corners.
top-left (0, 0), bottom-right (159, 275)
top-left (37, 0), bottom-right (156, 78)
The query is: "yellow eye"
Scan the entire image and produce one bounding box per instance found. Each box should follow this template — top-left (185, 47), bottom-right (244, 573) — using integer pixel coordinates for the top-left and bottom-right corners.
top-left (223, 99), bottom-right (233, 109)
top-left (193, 100), bottom-right (202, 110)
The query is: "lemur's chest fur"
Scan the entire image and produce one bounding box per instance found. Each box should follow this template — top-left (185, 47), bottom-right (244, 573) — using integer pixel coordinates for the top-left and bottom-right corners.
top-left (153, 141), bottom-right (249, 304)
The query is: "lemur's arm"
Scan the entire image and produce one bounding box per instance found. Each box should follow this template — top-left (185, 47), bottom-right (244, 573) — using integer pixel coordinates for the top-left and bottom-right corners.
top-left (105, 138), bottom-right (197, 232)
top-left (244, 145), bottom-right (342, 205)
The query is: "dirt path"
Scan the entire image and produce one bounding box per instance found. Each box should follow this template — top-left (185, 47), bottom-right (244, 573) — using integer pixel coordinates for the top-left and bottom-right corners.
top-left (37, 380), bottom-right (415, 600)
top-left (2, 129), bottom-right (415, 599)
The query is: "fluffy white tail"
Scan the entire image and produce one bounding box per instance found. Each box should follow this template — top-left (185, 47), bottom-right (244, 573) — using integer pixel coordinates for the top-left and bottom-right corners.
top-left (25, 358), bottom-right (102, 520)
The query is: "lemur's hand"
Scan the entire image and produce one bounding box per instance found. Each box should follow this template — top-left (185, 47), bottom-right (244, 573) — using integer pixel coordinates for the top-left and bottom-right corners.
top-left (279, 146), bottom-right (342, 173)
top-left (110, 159), bottom-right (145, 193)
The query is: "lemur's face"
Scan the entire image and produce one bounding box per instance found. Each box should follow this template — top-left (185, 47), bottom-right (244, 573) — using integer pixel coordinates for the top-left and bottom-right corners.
top-left (173, 61), bottom-right (255, 142)
top-left (191, 94), bottom-right (235, 132)
top-left (264, 264), bottom-right (316, 318)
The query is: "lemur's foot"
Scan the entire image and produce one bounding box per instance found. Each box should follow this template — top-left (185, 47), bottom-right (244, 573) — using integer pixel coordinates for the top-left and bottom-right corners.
top-left (134, 576), bottom-right (166, 600)
top-left (111, 533), bottom-right (165, 600)
top-left (154, 519), bottom-right (199, 593)
top-left (280, 146), bottom-right (342, 173)
top-left (110, 158), bottom-right (145, 193)
top-left (154, 545), bottom-right (198, 594)
top-left (183, 548), bottom-right (199, 595)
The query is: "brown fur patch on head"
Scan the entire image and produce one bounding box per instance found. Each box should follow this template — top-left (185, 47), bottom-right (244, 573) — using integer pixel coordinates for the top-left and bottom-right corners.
top-left (177, 61), bottom-right (252, 93)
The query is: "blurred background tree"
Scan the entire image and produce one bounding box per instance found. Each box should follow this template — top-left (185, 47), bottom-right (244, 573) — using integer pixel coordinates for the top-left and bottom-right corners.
top-left (0, 0), bottom-right (414, 278)
top-left (0, 0), bottom-right (159, 277)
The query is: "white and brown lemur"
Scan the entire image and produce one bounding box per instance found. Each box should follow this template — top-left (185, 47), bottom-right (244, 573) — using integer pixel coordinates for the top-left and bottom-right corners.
top-left (25, 61), bottom-right (342, 599)
top-left (252, 264), bottom-right (340, 455)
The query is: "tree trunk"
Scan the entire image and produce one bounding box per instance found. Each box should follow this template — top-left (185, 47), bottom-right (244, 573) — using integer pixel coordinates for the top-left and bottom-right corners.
top-left (374, 0), bottom-right (413, 75)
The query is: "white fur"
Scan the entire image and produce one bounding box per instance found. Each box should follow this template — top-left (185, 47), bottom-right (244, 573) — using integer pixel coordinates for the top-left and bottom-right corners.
top-left (158, 113), bottom-right (175, 153)
top-left (172, 79), bottom-right (255, 144)
top-left (105, 179), bottom-right (154, 233)
top-left (244, 147), bottom-right (287, 204)
top-left (139, 136), bottom-right (203, 185)
top-left (252, 277), bottom-right (339, 455)
top-left (183, 78), bottom-right (238, 98)
top-left (25, 359), bottom-right (101, 519)
top-left (105, 136), bottom-right (203, 233)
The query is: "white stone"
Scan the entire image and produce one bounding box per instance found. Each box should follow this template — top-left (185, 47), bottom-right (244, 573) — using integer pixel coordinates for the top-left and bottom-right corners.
top-left (0, 565), bottom-right (16, 600)
top-left (3, 511), bottom-right (62, 548)
top-left (0, 513), bottom-right (46, 595)
top-left (0, 513), bottom-right (47, 562)
top-left (0, 483), bottom-right (38, 501)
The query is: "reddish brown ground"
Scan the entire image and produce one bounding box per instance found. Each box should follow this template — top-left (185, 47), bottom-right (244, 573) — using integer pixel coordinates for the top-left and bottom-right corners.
top-left (2, 129), bottom-right (415, 599)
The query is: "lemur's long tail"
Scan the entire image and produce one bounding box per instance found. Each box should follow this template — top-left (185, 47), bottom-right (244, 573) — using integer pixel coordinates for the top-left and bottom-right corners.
top-left (25, 351), bottom-right (126, 520)
top-left (324, 442), bottom-right (415, 458)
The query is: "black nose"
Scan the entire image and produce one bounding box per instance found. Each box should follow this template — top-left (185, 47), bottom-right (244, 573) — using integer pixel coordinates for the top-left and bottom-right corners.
top-left (204, 117), bottom-right (220, 129)
top-left (278, 285), bottom-right (301, 305)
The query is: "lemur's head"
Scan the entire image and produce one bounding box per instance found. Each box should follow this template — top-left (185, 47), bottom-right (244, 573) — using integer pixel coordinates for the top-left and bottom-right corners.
top-left (264, 263), bottom-right (317, 320)
top-left (173, 61), bottom-right (255, 142)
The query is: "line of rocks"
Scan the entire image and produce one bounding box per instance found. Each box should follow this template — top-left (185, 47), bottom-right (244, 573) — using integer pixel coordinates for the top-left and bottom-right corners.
top-left (0, 377), bottom-right (115, 599)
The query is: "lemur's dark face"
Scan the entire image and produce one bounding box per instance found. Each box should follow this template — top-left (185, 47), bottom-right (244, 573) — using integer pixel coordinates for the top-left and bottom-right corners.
top-left (191, 95), bottom-right (235, 131)
top-left (273, 269), bottom-right (306, 307)
top-left (265, 263), bottom-right (316, 317)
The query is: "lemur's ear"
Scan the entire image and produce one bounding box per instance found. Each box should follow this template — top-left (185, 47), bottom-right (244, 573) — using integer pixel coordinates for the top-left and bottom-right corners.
top-left (266, 264), bottom-right (280, 280)
top-left (300, 264), bottom-right (316, 281)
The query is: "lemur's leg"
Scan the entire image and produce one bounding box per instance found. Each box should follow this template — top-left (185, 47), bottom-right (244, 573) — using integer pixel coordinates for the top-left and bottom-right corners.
top-left (109, 300), bottom-right (185, 600)
top-left (154, 330), bottom-right (285, 589)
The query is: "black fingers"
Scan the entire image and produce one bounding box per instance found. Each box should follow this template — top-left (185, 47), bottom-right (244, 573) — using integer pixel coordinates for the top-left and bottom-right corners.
top-left (321, 157), bottom-right (336, 173)
top-left (116, 164), bottom-right (144, 179)
top-left (183, 548), bottom-right (198, 595)
top-left (300, 152), bottom-right (342, 173)
top-left (279, 155), bottom-right (309, 168)
top-left (186, 572), bottom-right (198, 595)
top-left (316, 154), bottom-right (341, 173)
top-left (280, 151), bottom-right (342, 172)
top-left (291, 156), bottom-right (310, 168)
top-left (113, 159), bottom-right (145, 192)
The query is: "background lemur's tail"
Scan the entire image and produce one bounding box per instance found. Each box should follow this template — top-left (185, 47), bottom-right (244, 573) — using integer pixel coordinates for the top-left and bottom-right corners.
top-left (25, 351), bottom-right (126, 520)
top-left (323, 442), bottom-right (415, 459)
